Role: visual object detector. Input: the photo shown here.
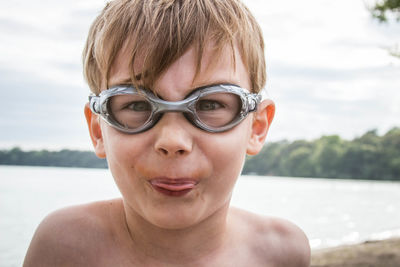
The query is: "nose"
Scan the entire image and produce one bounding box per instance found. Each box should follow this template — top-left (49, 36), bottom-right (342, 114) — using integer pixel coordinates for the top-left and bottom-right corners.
top-left (153, 113), bottom-right (193, 157)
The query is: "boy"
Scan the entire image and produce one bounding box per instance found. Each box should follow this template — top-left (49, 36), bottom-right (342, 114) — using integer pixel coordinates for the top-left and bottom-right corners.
top-left (24, 0), bottom-right (310, 266)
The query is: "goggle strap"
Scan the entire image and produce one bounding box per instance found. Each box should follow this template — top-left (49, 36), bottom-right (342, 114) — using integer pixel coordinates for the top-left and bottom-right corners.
top-left (248, 94), bottom-right (261, 112)
top-left (89, 95), bottom-right (100, 114)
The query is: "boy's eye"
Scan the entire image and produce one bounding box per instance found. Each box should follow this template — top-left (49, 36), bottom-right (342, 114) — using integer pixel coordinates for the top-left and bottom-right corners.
top-left (126, 101), bottom-right (151, 111)
top-left (196, 100), bottom-right (223, 111)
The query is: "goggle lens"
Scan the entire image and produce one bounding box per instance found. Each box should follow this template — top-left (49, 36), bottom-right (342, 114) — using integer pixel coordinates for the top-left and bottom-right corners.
top-left (195, 92), bottom-right (241, 128)
top-left (109, 94), bottom-right (152, 129)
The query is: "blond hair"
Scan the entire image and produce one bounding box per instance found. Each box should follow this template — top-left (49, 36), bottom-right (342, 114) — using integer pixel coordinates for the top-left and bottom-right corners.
top-left (83, 0), bottom-right (266, 94)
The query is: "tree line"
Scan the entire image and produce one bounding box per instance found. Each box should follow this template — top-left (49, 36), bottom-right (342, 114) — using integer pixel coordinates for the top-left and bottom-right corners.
top-left (1, 127), bottom-right (399, 181)
top-left (243, 127), bottom-right (400, 181)
top-left (0, 148), bottom-right (107, 169)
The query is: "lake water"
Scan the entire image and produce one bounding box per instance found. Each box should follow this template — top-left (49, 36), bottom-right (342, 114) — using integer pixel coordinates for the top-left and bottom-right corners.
top-left (1, 165), bottom-right (400, 267)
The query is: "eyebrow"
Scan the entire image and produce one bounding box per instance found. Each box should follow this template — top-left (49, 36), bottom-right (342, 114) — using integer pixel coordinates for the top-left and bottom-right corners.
top-left (108, 73), bottom-right (143, 88)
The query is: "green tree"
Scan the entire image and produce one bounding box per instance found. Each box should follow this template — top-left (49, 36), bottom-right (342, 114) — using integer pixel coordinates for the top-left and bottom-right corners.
top-left (243, 141), bottom-right (287, 175)
top-left (285, 145), bottom-right (314, 177)
top-left (311, 135), bottom-right (345, 178)
top-left (381, 127), bottom-right (400, 179)
top-left (337, 130), bottom-right (386, 179)
top-left (370, 0), bottom-right (400, 57)
top-left (0, 147), bottom-right (107, 169)
top-left (242, 127), bottom-right (400, 181)
top-left (371, 0), bottom-right (400, 22)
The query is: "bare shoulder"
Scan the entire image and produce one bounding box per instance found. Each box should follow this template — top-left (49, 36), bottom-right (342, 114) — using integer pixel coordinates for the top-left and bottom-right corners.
top-left (23, 198), bottom-right (123, 267)
top-left (229, 207), bottom-right (311, 267)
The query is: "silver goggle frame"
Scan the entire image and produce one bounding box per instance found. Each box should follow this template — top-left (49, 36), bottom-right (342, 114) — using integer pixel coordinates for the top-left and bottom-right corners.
top-left (89, 84), bottom-right (261, 134)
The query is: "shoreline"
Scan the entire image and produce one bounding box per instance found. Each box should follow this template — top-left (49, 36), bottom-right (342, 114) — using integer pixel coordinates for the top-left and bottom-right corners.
top-left (311, 237), bottom-right (400, 267)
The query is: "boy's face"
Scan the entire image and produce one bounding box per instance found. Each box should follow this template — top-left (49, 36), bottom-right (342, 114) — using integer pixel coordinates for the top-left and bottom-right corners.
top-left (86, 41), bottom-right (272, 229)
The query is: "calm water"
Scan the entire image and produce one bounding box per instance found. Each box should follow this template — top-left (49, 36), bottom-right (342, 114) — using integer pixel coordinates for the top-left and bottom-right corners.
top-left (1, 165), bottom-right (400, 267)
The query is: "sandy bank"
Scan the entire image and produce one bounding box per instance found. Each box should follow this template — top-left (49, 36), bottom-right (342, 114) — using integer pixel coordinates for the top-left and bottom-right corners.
top-left (311, 238), bottom-right (400, 267)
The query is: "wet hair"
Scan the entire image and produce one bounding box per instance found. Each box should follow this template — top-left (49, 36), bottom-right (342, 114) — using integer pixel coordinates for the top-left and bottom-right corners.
top-left (83, 0), bottom-right (266, 94)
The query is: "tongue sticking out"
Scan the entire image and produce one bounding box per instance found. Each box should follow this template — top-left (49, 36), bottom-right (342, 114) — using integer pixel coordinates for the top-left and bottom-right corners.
top-left (150, 179), bottom-right (197, 196)
top-left (150, 180), bottom-right (197, 191)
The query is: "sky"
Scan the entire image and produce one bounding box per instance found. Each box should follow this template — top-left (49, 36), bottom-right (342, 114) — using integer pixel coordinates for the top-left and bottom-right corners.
top-left (0, 0), bottom-right (399, 150)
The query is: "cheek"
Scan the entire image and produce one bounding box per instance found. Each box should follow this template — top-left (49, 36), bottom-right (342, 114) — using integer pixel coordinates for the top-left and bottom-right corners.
top-left (101, 125), bottom-right (149, 178)
top-left (100, 127), bottom-right (157, 209)
top-left (195, 129), bottom-right (250, 209)
top-left (202, 119), bottom-right (252, 178)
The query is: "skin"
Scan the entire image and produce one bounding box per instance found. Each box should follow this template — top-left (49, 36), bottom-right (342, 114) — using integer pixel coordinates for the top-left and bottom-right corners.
top-left (23, 42), bottom-right (310, 267)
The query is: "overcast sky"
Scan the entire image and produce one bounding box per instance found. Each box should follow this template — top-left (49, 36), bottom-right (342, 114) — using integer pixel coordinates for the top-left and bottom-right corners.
top-left (0, 0), bottom-right (399, 150)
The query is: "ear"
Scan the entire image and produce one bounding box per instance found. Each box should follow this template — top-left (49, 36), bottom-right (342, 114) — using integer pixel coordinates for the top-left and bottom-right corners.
top-left (84, 103), bottom-right (106, 158)
top-left (246, 99), bottom-right (275, 155)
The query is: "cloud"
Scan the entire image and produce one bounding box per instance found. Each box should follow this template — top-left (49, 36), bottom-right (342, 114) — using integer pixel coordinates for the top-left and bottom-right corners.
top-left (0, 67), bottom-right (90, 150)
top-left (0, 17), bottom-right (42, 35)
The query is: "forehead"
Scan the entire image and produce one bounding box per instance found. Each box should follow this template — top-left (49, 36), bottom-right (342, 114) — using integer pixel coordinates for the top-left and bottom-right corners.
top-left (107, 40), bottom-right (251, 95)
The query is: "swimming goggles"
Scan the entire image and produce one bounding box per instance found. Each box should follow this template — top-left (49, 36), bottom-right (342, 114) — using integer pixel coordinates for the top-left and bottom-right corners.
top-left (89, 84), bottom-right (261, 134)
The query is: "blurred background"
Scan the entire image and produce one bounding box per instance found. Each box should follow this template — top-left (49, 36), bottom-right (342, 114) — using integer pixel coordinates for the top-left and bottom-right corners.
top-left (1, 0), bottom-right (399, 266)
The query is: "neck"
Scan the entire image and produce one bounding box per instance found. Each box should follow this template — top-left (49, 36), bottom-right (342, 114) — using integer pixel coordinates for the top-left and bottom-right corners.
top-left (122, 201), bottom-right (231, 265)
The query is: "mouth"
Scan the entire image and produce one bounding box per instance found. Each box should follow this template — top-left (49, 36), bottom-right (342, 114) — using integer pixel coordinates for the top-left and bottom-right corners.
top-left (149, 178), bottom-right (198, 197)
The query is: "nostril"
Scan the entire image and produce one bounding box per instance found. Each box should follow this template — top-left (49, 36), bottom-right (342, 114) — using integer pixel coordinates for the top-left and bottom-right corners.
top-left (156, 147), bottom-right (187, 157)
top-left (177, 149), bottom-right (185, 155)
top-left (159, 148), bottom-right (169, 156)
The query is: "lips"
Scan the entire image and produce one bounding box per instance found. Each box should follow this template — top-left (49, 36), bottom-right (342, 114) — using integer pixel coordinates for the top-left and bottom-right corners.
top-left (149, 178), bottom-right (198, 197)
